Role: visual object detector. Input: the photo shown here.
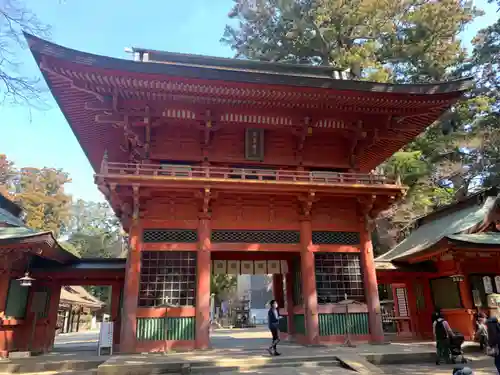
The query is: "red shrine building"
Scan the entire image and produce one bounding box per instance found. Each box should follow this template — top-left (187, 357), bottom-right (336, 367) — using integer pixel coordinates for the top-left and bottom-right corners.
top-left (0, 33), bottom-right (473, 355)
top-left (376, 188), bottom-right (500, 341)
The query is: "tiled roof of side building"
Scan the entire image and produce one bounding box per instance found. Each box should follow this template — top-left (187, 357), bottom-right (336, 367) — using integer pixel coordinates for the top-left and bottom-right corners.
top-left (447, 232), bottom-right (500, 246)
top-left (0, 207), bottom-right (26, 227)
top-left (376, 191), bottom-right (499, 262)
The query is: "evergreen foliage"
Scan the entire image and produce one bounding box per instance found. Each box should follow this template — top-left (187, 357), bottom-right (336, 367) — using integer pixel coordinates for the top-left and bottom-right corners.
top-left (223, 0), bottom-right (500, 251)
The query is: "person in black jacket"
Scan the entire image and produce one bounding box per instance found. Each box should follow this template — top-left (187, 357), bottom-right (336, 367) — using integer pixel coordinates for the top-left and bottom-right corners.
top-left (487, 316), bottom-right (500, 372)
top-left (267, 299), bottom-right (282, 356)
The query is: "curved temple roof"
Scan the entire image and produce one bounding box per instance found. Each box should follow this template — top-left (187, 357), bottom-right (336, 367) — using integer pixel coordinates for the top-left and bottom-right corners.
top-left (376, 192), bottom-right (499, 263)
top-left (24, 33), bottom-right (474, 172)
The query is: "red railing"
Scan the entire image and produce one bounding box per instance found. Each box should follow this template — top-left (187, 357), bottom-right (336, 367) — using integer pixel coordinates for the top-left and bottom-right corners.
top-left (100, 162), bottom-right (398, 186)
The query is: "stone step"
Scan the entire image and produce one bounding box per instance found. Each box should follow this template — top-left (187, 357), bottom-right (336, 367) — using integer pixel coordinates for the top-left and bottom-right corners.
top-left (149, 360), bottom-right (349, 375)
top-left (0, 358), bottom-right (105, 374)
top-left (98, 355), bottom-right (345, 375)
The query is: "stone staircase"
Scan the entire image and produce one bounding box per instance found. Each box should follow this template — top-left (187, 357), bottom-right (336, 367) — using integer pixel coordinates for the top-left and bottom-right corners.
top-left (97, 353), bottom-right (384, 375)
top-left (0, 356), bottom-right (105, 374)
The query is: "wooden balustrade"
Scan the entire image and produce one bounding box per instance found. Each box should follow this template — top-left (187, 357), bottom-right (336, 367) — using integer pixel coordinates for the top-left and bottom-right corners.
top-left (99, 162), bottom-right (398, 186)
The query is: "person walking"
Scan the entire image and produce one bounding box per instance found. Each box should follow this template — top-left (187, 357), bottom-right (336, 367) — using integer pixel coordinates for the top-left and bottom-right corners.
top-left (486, 315), bottom-right (500, 373)
top-left (267, 299), bottom-right (281, 356)
top-left (475, 312), bottom-right (488, 352)
top-left (433, 312), bottom-right (454, 365)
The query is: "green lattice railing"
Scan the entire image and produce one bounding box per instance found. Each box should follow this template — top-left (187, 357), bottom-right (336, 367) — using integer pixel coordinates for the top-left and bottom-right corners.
top-left (278, 315), bottom-right (288, 333)
top-left (136, 317), bottom-right (195, 341)
top-left (293, 314), bottom-right (305, 335)
top-left (318, 313), bottom-right (369, 336)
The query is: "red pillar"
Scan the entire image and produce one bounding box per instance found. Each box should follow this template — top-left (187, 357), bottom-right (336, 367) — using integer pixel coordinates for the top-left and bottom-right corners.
top-left (285, 269), bottom-right (295, 335)
top-left (404, 281), bottom-right (419, 337)
top-left (272, 274), bottom-right (285, 307)
top-left (195, 218), bottom-right (211, 349)
top-left (43, 283), bottom-right (61, 352)
top-left (0, 273), bottom-right (11, 357)
top-left (458, 273), bottom-right (475, 339)
top-left (359, 218), bottom-right (384, 343)
top-left (458, 274), bottom-right (474, 310)
top-left (300, 219), bottom-right (319, 344)
top-left (110, 283), bottom-right (122, 348)
top-left (120, 223), bottom-right (142, 353)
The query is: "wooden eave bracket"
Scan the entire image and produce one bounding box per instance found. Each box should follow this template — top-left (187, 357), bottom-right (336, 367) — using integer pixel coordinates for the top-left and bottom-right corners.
top-left (298, 190), bottom-right (318, 218)
top-left (293, 117), bottom-right (312, 163)
top-left (357, 195), bottom-right (377, 219)
top-left (195, 187), bottom-right (217, 217)
top-left (196, 110), bottom-right (221, 153)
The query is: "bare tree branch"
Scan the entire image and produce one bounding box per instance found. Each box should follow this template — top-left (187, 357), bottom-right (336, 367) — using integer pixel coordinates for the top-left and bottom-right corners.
top-left (0, 0), bottom-right (50, 106)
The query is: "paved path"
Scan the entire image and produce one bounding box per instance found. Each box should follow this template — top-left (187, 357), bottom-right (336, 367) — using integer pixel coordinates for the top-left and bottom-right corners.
top-left (380, 362), bottom-right (497, 375)
top-left (53, 331), bottom-right (99, 352)
top-left (218, 367), bottom-right (355, 375)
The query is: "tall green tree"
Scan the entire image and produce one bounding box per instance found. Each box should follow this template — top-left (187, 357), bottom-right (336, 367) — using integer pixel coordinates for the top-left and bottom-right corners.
top-left (223, 0), bottom-right (487, 250)
top-left (222, 0), bottom-right (480, 82)
top-left (67, 200), bottom-right (125, 258)
top-left (0, 154), bottom-right (15, 198)
top-left (14, 167), bottom-right (72, 236)
top-left (211, 274), bottom-right (238, 305)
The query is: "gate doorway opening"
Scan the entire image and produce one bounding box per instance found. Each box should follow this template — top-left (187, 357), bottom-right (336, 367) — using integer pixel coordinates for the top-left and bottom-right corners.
top-left (209, 251), bottom-right (295, 350)
top-left (54, 285), bottom-right (112, 354)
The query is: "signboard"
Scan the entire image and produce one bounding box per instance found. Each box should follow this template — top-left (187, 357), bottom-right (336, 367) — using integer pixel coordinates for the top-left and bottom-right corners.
top-left (254, 261), bottom-right (267, 275)
top-left (484, 276), bottom-right (494, 294)
top-left (494, 276), bottom-right (500, 293)
top-left (213, 260), bottom-right (227, 275)
top-left (395, 288), bottom-right (409, 317)
top-left (98, 322), bottom-right (114, 355)
top-left (245, 128), bottom-right (264, 161)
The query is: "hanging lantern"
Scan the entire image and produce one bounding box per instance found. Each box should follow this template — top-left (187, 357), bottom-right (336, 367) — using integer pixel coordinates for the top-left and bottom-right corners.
top-left (17, 272), bottom-right (35, 287)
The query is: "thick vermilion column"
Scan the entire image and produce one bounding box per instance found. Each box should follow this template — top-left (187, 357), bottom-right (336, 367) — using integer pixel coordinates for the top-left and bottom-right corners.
top-left (359, 218), bottom-right (384, 343)
top-left (0, 273), bottom-right (11, 357)
top-left (43, 283), bottom-right (61, 352)
top-left (285, 269), bottom-right (295, 334)
top-left (300, 219), bottom-right (319, 344)
top-left (110, 283), bottom-right (122, 348)
top-left (120, 223), bottom-right (142, 353)
top-left (195, 218), bottom-right (211, 349)
top-left (272, 274), bottom-right (285, 307)
top-left (458, 274), bottom-right (474, 310)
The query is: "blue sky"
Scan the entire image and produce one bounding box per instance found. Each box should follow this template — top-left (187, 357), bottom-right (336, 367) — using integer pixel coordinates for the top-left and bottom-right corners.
top-left (0, 0), bottom-right (497, 203)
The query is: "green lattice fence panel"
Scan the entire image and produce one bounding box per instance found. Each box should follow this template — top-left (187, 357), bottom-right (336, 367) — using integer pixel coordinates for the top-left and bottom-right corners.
top-left (318, 313), bottom-right (369, 336)
top-left (136, 317), bottom-right (195, 341)
top-left (279, 316), bottom-right (288, 333)
top-left (293, 314), bottom-right (305, 335)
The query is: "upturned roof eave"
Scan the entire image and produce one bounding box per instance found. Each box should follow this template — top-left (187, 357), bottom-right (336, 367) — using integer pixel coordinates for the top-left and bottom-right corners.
top-left (24, 32), bottom-right (474, 96)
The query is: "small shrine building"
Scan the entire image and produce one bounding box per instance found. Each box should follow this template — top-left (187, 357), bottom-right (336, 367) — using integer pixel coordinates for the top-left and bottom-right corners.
top-left (0, 33), bottom-right (474, 354)
top-left (376, 188), bottom-right (500, 341)
top-left (0, 192), bottom-right (125, 357)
